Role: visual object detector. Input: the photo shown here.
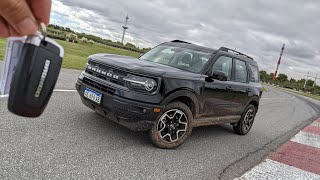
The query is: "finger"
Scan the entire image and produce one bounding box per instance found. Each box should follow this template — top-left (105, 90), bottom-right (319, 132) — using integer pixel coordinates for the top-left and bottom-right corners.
top-left (0, 0), bottom-right (38, 35)
top-left (29, 0), bottom-right (52, 25)
top-left (0, 17), bottom-right (20, 37)
top-left (0, 17), bottom-right (9, 37)
top-left (8, 25), bottom-right (20, 37)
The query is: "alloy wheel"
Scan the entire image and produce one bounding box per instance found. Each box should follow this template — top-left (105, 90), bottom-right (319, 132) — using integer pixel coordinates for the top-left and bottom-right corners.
top-left (243, 109), bottom-right (255, 131)
top-left (157, 109), bottom-right (188, 143)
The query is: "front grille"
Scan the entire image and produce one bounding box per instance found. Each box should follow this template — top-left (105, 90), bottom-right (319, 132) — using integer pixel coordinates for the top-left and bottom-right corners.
top-left (82, 78), bottom-right (115, 95)
top-left (86, 61), bottom-right (127, 87)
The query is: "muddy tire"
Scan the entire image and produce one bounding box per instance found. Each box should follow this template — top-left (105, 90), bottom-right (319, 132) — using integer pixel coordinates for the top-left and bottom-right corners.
top-left (149, 101), bottom-right (193, 149)
top-left (233, 104), bottom-right (256, 135)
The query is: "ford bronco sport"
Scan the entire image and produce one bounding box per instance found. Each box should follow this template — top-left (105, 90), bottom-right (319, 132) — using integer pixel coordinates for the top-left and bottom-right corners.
top-left (76, 40), bottom-right (263, 148)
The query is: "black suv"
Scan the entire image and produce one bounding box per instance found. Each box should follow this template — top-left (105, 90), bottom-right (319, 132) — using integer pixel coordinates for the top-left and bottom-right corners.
top-left (76, 40), bottom-right (262, 148)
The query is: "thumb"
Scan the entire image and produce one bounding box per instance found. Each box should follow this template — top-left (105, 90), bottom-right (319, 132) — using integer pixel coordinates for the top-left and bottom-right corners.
top-left (0, 0), bottom-right (38, 35)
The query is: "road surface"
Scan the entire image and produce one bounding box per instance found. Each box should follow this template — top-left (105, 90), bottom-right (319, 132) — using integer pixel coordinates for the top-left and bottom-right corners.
top-left (0, 66), bottom-right (319, 179)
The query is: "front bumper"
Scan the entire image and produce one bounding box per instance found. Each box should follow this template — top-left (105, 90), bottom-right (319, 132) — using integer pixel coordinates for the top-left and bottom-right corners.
top-left (76, 80), bottom-right (164, 131)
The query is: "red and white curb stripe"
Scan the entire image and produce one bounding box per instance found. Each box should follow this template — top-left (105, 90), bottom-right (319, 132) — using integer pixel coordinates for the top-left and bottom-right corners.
top-left (236, 119), bottom-right (320, 180)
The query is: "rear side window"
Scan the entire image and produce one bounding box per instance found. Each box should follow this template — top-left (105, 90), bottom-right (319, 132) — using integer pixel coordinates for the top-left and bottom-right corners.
top-left (235, 60), bottom-right (248, 83)
top-left (249, 64), bottom-right (260, 82)
top-left (212, 56), bottom-right (233, 81)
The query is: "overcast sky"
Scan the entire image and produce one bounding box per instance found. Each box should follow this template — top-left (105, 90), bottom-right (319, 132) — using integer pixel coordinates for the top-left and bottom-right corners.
top-left (51, 0), bottom-right (320, 81)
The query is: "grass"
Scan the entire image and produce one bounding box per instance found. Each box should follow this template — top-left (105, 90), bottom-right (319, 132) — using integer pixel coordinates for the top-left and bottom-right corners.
top-left (0, 38), bottom-right (140, 70)
top-left (262, 87), bottom-right (268, 92)
top-left (0, 39), bottom-right (6, 60)
top-left (281, 87), bottom-right (320, 101)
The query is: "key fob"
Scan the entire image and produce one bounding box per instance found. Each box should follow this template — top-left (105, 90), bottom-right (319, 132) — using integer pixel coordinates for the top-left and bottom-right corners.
top-left (8, 32), bottom-right (64, 117)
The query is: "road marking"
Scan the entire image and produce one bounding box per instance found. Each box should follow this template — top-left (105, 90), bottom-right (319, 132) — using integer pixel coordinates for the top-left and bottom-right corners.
top-left (270, 141), bottom-right (320, 175)
top-left (0, 95), bottom-right (9, 98)
top-left (53, 89), bottom-right (77, 92)
top-left (291, 131), bottom-right (320, 149)
top-left (303, 125), bottom-right (320, 136)
top-left (261, 96), bottom-right (295, 100)
top-left (236, 159), bottom-right (320, 180)
top-left (0, 89), bottom-right (76, 99)
top-left (237, 118), bottom-right (320, 179)
top-left (311, 121), bottom-right (320, 128)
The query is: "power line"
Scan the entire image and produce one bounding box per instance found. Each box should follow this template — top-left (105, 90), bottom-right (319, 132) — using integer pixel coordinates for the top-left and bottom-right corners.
top-left (313, 73), bottom-right (318, 87)
top-left (303, 72), bottom-right (320, 88)
top-left (304, 72), bottom-right (310, 89)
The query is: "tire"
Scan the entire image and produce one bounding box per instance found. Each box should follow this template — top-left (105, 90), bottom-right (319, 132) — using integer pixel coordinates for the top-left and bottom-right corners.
top-left (233, 104), bottom-right (256, 135)
top-left (149, 101), bottom-right (193, 149)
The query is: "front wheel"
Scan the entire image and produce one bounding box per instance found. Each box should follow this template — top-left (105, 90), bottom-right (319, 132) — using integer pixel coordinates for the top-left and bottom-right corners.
top-left (233, 104), bottom-right (256, 135)
top-left (149, 102), bottom-right (193, 149)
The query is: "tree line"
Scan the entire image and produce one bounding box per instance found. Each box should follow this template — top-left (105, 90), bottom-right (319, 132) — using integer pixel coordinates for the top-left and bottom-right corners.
top-left (260, 71), bottom-right (320, 95)
top-left (47, 24), bottom-right (152, 53)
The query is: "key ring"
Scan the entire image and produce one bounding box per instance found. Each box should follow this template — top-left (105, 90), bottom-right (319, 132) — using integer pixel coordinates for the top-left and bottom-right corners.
top-left (39, 22), bottom-right (47, 39)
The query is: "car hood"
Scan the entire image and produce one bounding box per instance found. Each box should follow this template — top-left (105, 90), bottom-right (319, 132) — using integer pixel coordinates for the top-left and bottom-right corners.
top-left (89, 54), bottom-right (202, 79)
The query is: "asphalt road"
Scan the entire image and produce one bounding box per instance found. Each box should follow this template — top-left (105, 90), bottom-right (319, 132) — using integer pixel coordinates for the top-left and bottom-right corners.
top-left (0, 66), bottom-right (320, 179)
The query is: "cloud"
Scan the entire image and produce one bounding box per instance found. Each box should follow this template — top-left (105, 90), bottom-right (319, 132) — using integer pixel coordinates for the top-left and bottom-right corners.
top-left (51, 0), bottom-right (320, 82)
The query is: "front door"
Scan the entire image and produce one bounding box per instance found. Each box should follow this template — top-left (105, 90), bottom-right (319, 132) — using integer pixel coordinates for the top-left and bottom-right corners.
top-left (201, 56), bottom-right (238, 117)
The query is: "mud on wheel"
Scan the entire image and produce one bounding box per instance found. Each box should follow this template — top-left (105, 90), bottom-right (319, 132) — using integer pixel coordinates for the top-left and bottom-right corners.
top-left (149, 101), bottom-right (193, 149)
top-left (233, 104), bottom-right (256, 135)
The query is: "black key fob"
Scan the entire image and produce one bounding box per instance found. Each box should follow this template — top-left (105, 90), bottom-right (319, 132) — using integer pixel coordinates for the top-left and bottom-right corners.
top-left (8, 31), bottom-right (64, 117)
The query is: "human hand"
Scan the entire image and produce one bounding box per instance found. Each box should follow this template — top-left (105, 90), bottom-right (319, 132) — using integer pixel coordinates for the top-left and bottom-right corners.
top-left (0, 0), bottom-right (51, 37)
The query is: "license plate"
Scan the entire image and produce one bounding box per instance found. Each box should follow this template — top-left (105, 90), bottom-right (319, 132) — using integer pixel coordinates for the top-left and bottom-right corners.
top-left (84, 88), bottom-right (102, 104)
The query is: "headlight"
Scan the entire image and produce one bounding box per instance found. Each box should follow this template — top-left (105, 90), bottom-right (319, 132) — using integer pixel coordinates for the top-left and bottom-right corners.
top-left (124, 75), bottom-right (157, 92)
top-left (78, 71), bottom-right (85, 80)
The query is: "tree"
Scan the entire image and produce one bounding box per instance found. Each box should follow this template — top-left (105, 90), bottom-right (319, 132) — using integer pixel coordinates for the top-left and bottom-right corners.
top-left (297, 79), bottom-right (306, 84)
top-left (126, 42), bottom-right (136, 48)
top-left (80, 37), bottom-right (88, 43)
top-left (66, 33), bottom-right (78, 43)
top-left (289, 78), bottom-right (296, 83)
top-left (259, 70), bottom-right (268, 82)
top-left (306, 79), bottom-right (315, 87)
top-left (277, 73), bottom-right (288, 82)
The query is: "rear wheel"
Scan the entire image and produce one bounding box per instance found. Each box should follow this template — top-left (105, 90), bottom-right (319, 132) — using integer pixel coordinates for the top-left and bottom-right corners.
top-left (149, 102), bottom-right (193, 149)
top-left (233, 104), bottom-right (256, 135)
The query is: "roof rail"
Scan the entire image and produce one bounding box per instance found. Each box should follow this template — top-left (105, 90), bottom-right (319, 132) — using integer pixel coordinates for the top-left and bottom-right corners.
top-left (171, 40), bottom-right (193, 44)
top-left (219, 47), bottom-right (254, 60)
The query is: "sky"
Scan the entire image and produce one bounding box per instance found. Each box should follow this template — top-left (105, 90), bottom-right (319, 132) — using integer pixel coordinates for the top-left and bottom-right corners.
top-left (50, 0), bottom-right (320, 82)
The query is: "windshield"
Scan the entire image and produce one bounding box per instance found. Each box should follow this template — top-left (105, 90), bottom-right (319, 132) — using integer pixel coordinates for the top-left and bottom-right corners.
top-left (139, 45), bottom-right (212, 73)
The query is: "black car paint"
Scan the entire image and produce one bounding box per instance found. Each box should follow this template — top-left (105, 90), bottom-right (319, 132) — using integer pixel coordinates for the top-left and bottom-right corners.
top-left (76, 42), bottom-right (262, 131)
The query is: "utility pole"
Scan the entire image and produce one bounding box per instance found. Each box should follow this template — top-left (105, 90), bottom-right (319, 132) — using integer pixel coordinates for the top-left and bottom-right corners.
top-left (274, 44), bottom-right (286, 81)
top-left (313, 73), bottom-right (318, 87)
top-left (121, 14), bottom-right (129, 44)
top-left (304, 72), bottom-right (310, 89)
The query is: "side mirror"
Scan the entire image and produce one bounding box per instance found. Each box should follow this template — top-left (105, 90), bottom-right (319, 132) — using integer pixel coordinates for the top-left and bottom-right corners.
top-left (209, 70), bottom-right (228, 81)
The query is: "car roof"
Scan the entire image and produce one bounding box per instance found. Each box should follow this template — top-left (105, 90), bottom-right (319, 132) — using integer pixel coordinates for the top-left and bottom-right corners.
top-left (163, 41), bottom-right (217, 54)
top-left (164, 40), bottom-right (258, 66)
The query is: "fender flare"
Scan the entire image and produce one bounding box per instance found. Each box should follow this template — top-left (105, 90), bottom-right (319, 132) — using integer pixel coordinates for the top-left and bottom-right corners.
top-left (245, 96), bottom-right (260, 110)
top-left (160, 89), bottom-right (200, 116)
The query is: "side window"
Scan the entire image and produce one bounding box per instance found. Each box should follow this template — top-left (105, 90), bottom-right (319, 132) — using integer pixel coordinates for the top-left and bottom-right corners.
top-left (153, 48), bottom-right (174, 64)
top-left (177, 52), bottom-right (193, 67)
top-left (212, 56), bottom-right (233, 81)
top-left (249, 64), bottom-right (260, 82)
top-left (235, 60), bottom-right (248, 83)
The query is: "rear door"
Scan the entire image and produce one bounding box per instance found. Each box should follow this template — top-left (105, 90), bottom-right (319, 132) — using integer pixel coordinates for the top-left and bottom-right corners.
top-left (231, 59), bottom-right (251, 114)
top-left (201, 55), bottom-right (238, 116)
